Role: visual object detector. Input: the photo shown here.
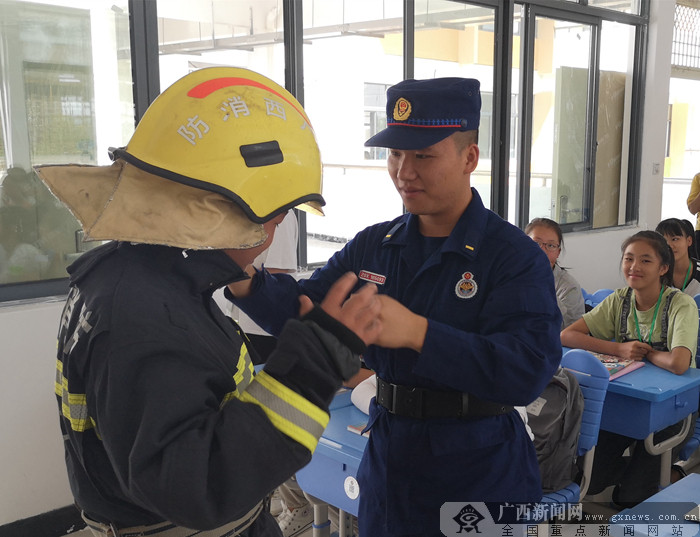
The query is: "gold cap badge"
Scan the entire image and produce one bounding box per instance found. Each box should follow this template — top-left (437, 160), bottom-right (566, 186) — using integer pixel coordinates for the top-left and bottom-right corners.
top-left (393, 97), bottom-right (412, 121)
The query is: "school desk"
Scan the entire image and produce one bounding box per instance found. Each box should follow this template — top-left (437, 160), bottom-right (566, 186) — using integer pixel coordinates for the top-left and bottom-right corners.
top-left (599, 362), bottom-right (700, 487)
top-left (610, 473), bottom-right (700, 537)
top-left (296, 389), bottom-right (367, 536)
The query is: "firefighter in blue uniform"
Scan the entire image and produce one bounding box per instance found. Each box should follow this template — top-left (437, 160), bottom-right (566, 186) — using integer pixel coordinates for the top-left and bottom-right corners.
top-left (230, 78), bottom-right (562, 536)
top-left (35, 67), bottom-right (383, 537)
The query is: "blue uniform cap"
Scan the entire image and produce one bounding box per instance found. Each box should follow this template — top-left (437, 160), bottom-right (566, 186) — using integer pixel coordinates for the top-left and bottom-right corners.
top-left (364, 77), bottom-right (481, 150)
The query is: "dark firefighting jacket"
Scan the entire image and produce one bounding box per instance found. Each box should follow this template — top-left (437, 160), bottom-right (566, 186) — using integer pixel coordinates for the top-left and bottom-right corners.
top-left (55, 241), bottom-right (360, 530)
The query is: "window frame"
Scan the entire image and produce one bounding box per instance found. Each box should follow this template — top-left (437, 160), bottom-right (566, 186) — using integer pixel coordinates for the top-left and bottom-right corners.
top-left (0, 0), bottom-right (650, 301)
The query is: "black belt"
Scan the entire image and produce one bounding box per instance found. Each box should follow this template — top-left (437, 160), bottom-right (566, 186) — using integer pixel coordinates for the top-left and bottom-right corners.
top-left (376, 377), bottom-right (513, 419)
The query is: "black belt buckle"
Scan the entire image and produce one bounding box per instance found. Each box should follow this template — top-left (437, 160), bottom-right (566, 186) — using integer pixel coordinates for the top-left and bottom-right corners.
top-left (393, 384), bottom-right (424, 419)
top-left (376, 377), bottom-right (393, 411)
top-left (377, 378), bottom-right (426, 419)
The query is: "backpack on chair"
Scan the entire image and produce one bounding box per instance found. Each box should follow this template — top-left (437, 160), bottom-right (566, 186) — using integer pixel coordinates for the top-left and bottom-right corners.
top-left (526, 366), bottom-right (584, 493)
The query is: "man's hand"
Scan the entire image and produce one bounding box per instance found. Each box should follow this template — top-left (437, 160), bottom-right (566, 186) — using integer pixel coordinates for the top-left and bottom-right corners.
top-left (299, 272), bottom-right (382, 346)
top-left (373, 295), bottom-right (428, 352)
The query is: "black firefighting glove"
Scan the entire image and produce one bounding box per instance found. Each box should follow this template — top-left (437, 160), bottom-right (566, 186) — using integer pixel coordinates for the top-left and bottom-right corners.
top-left (262, 305), bottom-right (364, 410)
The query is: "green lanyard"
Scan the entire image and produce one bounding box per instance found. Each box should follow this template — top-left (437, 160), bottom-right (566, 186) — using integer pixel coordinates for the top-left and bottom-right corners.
top-left (633, 285), bottom-right (664, 344)
top-left (682, 262), bottom-right (692, 291)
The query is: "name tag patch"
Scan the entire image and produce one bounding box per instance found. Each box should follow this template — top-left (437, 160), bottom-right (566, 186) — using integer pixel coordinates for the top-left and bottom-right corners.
top-left (359, 270), bottom-right (386, 285)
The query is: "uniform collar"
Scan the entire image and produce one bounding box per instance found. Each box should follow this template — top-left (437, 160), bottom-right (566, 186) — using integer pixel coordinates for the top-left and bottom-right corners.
top-left (68, 241), bottom-right (248, 295)
top-left (382, 188), bottom-right (488, 258)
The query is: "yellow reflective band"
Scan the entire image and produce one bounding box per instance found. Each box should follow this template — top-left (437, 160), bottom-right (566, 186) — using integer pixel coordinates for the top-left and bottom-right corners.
top-left (232, 342), bottom-right (255, 394)
top-left (55, 358), bottom-right (94, 432)
top-left (237, 371), bottom-right (329, 453)
top-left (220, 342), bottom-right (256, 408)
top-left (254, 371), bottom-right (328, 426)
top-left (55, 356), bottom-right (64, 396)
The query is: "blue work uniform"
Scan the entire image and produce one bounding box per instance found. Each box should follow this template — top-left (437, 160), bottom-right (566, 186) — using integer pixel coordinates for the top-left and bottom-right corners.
top-left (234, 189), bottom-right (562, 536)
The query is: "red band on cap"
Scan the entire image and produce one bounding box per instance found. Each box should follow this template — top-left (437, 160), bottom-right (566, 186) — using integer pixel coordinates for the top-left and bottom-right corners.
top-left (187, 77), bottom-right (309, 122)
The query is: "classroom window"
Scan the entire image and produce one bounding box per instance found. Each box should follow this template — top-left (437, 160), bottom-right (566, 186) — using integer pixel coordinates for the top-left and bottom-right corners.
top-left (0, 0), bottom-right (133, 299)
top-left (480, 92), bottom-right (518, 161)
top-left (301, 0), bottom-right (405, 264)
top-left (156, 0), bottom-right (285, 90)
top-left (593, 20), bottom-right (636, 229)
top-left (526, 17), bottom-right (593, 226)
top-left (413, 0), bottom-right (496, 209)
top-left (364, 82), bottom-right (389, 162)
top-left (587, 0), bottom-right (642, 16)
top-left (510, 6), bottom-right (642, 231)
top-left (0, 0), bottom-right (651, 301)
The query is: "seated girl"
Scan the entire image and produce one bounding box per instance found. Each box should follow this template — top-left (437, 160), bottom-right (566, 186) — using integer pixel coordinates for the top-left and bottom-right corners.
top-left (561, 230), bottom-right (698, 507)
top-left (525, 217), bottom-right (585, 328)
top-left (655, 217), bottom-right (700, 296)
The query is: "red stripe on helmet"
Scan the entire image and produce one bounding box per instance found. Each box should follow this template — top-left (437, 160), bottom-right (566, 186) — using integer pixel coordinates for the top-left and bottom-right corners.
top-left (187, 77), bottom-right (310, 123)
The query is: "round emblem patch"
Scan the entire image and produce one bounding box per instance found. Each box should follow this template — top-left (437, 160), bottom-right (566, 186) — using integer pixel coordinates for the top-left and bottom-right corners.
top-left (455, 272), bottom-right (478, 299)
top-left (393, 97), bottom-right (411, 121)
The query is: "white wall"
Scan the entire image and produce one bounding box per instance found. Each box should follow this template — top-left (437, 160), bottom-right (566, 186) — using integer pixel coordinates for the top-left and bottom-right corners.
top-left (0, 298), bottom-right (73, 526)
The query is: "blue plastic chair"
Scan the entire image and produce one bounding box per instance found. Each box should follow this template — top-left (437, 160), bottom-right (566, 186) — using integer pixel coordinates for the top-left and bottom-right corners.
top-left (584, 288), bottom-right (614, 310)
top-left (539, 349), bottom-right (610, 507)
top-left (678, 418), bottom-right (700, 462)
top-left (581, 288), bottom-right (593, 304)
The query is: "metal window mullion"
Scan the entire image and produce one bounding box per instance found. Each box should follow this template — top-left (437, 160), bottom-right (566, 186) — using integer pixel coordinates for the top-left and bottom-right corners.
top-left (283, 0), bottom-right (308, 267)
top-left (625, 22), bottom-right (648, 224)
top-left (583, 21), bottom-right (601, 228)
top-left (515, 5), bottom-right (536, 229)
top-left (403, 0), bottom-right (415, 82)
top-left (491, 0), bottom-right (515, 219)
top-left (128, 0), bottom-right (160, 123)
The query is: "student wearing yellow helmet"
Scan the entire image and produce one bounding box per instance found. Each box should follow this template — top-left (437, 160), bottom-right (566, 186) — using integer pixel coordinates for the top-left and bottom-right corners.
top-left (35, 67), bottom-right (382, 537)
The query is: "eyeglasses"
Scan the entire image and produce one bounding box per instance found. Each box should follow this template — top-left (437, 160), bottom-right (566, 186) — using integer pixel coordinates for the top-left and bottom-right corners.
top-left (534, 240), bottom-right (560, 252)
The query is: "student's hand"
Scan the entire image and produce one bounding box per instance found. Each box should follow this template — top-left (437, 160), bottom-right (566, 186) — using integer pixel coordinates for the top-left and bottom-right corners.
top-left (616, 340), bottom-right (652, 361)
top-left (372, 294), bottom-right (428, 352)
top-left (298, 272), bottom-right (382, 346)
